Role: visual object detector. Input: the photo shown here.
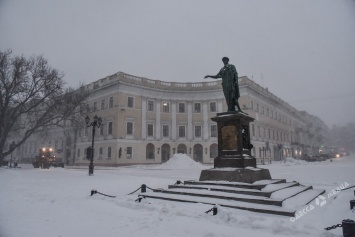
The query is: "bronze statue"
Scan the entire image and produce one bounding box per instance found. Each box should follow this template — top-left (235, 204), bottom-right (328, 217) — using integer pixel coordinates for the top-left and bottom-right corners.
top-left (205, 57), bottom-right (242, 112)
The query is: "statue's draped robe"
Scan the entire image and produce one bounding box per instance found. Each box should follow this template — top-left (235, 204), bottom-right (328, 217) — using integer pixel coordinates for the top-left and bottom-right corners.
top-left (216, 64), bottom-right (239, 111)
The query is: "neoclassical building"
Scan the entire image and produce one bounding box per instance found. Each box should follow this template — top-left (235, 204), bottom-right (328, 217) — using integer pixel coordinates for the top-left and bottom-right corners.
top-left (73, 72), bottom-right (329, 166)
top-left (12, 72), bottom-right (329, 165)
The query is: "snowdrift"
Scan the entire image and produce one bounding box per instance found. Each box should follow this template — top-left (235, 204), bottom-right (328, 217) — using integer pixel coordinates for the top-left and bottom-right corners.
top-left (157, 153), bottom-right (206, 169)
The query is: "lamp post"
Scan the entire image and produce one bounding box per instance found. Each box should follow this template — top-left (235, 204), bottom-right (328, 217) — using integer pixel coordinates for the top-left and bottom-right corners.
top-left (9, 141), bottom-right (16, 168)
top-left (277, 143), bottom-right (283, 161)
top-left (85, 115), bottom-right (102, 176)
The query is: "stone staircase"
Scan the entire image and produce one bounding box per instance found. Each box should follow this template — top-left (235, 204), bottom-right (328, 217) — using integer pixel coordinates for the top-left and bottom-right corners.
top-left (139, 179), bottom-right (325, 217)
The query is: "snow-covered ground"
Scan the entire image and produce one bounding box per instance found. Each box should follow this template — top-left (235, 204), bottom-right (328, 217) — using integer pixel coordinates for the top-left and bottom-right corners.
top-left (1, 154), bottom-right (354, 237)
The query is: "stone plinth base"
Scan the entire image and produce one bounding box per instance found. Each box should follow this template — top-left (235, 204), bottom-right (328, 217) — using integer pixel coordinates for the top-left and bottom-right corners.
top-left (199, 168), bottom-right (271, 183)
top-left (215, 156), bottom-right (256, 168)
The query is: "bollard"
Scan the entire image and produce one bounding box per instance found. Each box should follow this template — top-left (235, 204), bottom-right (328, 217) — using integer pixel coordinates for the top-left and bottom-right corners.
top-left (91, 189), bottom-right (97, 196)
top-left (141, 184), bottom-right (146, 193)
top-left (350, 200), bottom-right (355, 210)
top-left (342, 219), bottom-right (355, 237)
top-left (212, 206), bottom-right (218, 215)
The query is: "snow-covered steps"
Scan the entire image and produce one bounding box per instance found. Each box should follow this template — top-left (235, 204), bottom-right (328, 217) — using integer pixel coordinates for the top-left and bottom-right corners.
top-left (168, 181), bottom-right (299, 198)
top-left (154, 188), bottom-right (284, 206)
top-left (140, 192), bottom-right (296, 217)
top-left (183, 179), bottom-right (286, 190)
top-left (139, 179), bottom-right (325, 217)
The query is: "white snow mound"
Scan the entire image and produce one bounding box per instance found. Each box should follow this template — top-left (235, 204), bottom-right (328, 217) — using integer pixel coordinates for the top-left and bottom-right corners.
top-left (281, 157), bottom-right (307, 165)
top-left (157, 153), bottom-right (205, 169)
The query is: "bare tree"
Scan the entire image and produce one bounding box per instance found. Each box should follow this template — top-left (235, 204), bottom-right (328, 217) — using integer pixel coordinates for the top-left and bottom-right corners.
top-left (0, 49), bottom-right (89, 165)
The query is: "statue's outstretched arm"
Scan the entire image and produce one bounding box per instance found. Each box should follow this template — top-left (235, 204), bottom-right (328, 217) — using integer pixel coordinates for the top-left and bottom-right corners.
top-left (204, 75), bottom-right (219, 79)
top-left (205, 71), bottom-right (221, 79)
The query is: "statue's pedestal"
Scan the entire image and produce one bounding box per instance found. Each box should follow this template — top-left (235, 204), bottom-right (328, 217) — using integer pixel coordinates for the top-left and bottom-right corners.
top-left (199, 111), bottom-right (271, 183)
top-left (200, 167), bottom-right (271, 183)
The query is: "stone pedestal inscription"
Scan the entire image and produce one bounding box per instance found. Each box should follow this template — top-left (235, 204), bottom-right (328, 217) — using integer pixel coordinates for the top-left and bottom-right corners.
top-left (221, 125), bottom-right (237, 151)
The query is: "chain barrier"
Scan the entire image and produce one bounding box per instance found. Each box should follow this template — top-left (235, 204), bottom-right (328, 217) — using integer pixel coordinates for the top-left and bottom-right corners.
top-left (205, 205), bottom-right (218, 215)
top-left (90, 189), bottom-right (116, 198)
top-left (127, 184), bottom-right (156, 195)
top-left (126, 186), bottom-right (142, 195)
top-left (324, 219), bottom-right (355, 237)
top-left (335, 185), bottom-right (355, 192)
top-left (90, 183), bottom-right (155, 198)
top-left (324, 224), bottom-right (342, 230)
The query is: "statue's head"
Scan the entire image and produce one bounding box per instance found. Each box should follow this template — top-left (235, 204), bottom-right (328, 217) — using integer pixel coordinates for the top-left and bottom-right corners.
top-left (222, 57), bottom-right (229, 64)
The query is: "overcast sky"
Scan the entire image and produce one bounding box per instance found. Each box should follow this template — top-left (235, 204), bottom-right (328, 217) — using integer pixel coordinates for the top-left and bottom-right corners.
top-left (1, 0), bottom-right (355, 127)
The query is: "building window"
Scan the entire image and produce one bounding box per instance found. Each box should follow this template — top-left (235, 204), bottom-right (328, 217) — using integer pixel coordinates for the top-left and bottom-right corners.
top-left (268, 129), bottom-right (271, 139)
top-left (109, 97), bottom-right (113, 108)
top-left (93, 102), bottom-right (97, 111)
top-left (107, 147), bottom-right (111, 159)
top-left (267, 108), bottom-right (269, 116)
top-left (146, 143), bottom-right (155, 159)
top-left (209, 102), bottom-right (216, 112)
top-left (77, 148), bottom-right (80, 158)
top-left (211, 125), bottom-right (217, 137)
top-left (256, 103), bottom-right (259, 112)
top-left (127, 122), bottom-right (133, 135)
top-left (194, 103), bottom-right (201, 113)
top-left (162, 102), bottom-right (170, 112)
top-left (99, 147), bottom-right (103, 158)
top-left (251, 124), bottom-right (255, 136)
top-left (262, 106), bottom-right (264, 115)
top-left (162, 125), bottom-right (169, 137)
top-left (108, 122), bottom-right (113, 135)
top-left (147, 100), bottom-right (154, 111)
top-left (258, 126), bottom-right (261, 137)
top-left (195, 126), bottom-right (202, 138)
top-left (101, 99), bottom-right (105, 110)
top-left (178, 126), bottom-right (186, 138)
top-left (147, 123), bottom-right (154, 137)
top-left (126, 147), bottom-right (132, 158)
top-left (250, 101), bottom-right (254, 110)
top-left (178, 102), bottom-right (185, 113)
top-left (99, 125), bottom-right (104, 136)
top-left (127, 97), bottom-right (134, 108)
top-left (263, 128), bottom-right (266, 138)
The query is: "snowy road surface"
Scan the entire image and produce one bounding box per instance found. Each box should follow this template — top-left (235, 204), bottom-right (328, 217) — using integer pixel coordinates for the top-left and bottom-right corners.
top-left (0, 154), bottom-right (354, 237)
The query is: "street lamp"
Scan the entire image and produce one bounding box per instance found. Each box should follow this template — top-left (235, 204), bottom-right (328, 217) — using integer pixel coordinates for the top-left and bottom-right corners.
top-left (9, 141), bottom-right (16, 168)
top-left (85, 115), bottom-right (102, 176)
top-left (276, 143), bottom-right (283, 161)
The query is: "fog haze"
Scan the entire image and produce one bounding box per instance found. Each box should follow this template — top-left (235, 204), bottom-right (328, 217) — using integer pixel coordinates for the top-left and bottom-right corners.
top-left (1, 0), bottom-right (355, 127)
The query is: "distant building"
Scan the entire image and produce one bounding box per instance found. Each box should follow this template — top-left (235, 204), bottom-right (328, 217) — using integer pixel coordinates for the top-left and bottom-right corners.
top-left (12, 72), bottom-right (329, 165)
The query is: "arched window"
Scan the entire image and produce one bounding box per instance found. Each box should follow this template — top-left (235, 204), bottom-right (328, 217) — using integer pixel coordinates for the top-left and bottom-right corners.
top-left (146, 143), bottom-right (155, 159)
top-left (193, 144), bottom-right (203, 162)
top-left (177, 144), bottom-right (187, 154)
top-left (161, 144), bottom-right (170, 163)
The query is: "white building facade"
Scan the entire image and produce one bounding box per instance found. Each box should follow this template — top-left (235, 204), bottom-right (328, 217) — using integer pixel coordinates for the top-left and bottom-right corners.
top-left (11, 72), bottom-right (329, 165)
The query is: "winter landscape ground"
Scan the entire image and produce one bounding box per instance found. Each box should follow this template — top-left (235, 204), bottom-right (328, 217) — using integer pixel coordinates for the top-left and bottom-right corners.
top-left (1, 154), bottom-right (354, 237)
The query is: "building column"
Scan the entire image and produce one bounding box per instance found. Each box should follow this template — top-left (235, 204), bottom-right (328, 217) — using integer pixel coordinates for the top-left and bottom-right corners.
top-left (203, 101), bottom-right (209, 140)
top-left (187, 102), bottom-right (192, 140)
top-left (155, 99), bottom-right (161, 140)
top-left (141, 97), bottom-right (147, 140)
top-left (171, 101), bottom-right (177, 140)
top-left (217, 100), bottom-right (223, 113)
